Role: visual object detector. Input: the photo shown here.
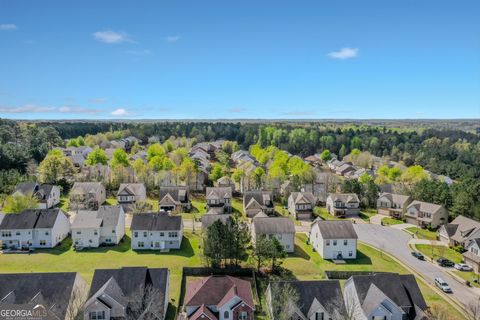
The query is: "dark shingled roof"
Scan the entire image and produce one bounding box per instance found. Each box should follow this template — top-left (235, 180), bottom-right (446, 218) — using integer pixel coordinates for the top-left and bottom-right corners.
top-left (244, 190), bottom-right (274, 208)
top-left (312, 220), bottom-right (358, 239)
top-left (270, 280), bottom-right (346, 317)
top-left (253, 217), bottom-right (295, 234)
top-left (201, 214), bottom-right (232, 229)
top-left (350, 273), bottom-right (427, 315)
top-left (0, 209), bottom-right (63, 230)
top-left (158, 186), bottom-right (189, 203)
top-left (88, 267), bottom-right (169, 316)
top-left (0, 272), bottom-right (79, 320)
top-left (131, 212), bottom-right (182, 231)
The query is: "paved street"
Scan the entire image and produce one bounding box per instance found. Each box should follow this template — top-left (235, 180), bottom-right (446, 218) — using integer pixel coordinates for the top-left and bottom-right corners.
top-left (354, 223), bottom-right (479, 311)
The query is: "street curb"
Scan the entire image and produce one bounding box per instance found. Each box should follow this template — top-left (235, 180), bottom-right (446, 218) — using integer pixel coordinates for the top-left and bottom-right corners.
top-left (359, 241), bottom-right (468, 318)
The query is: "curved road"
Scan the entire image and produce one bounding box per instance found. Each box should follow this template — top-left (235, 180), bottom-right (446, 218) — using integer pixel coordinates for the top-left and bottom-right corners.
top-left (354, 224), bottom-right (478, 311)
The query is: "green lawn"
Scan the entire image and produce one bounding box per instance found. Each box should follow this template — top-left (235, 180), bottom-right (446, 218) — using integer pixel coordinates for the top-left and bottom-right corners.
top-left (453, 270), bottom-right (480, 287)
top-left (0, 230), bottom-right (202, 320)
top-left (406, 227), bottom-right (438, 241)
top-left (359, 209), bottom-right (376, 222)
top-left (231, 197), bottom-right (245, 216)
top-left (105, 197), bottom-right (119, 206)
top-left (313, 207), bottom-right (342, 221)
top-left (382, 217), bottom-right (404, 225)
top-left (415, 244), bottom-right (463, 263)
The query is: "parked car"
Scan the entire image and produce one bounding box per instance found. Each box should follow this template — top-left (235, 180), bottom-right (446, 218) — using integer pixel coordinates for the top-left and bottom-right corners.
top-left (454, 263), bottom-right (473, 271)
top-left (437, 258), bottom-right (455, 267)
top-left (435, 277), bottom-right (453, 293)
top-left (411, 251), bottom-right (425, 260)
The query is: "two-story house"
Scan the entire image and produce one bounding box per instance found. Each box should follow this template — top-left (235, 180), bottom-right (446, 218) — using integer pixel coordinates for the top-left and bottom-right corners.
top-left (215, 176), bottom-right (236, 192)
top-left (130, 212), bottom-right (183, 250)
top-left (71, 205), bottom-right (125, 248)
top-left (326, 193), bottom-right (360, 218)
top-left (206, 187), bottom-right (232, 214)
top-left (252, 216), bottom-right (295, 253)
top-left (377, 193), bottom-right (412, 219)
top-left (116, 183), bottom-right (146, 213)
top-left (266, 280), bottom-right (346, 320)
top-left (309, 220), bottom-right (358, 260)
top-left (184, 275), bottom-right (255, 320)
top-left (243, 190), bottom-right (274, 218)
top-left (69, 182), bottom-right (106, 210)
top-left (464, 239), bottom-right (480, 273)
top-left (288, 191), bottom-right (316, 220)
top-left (158, 186), bottom-right (191, 213)
top-left (0, 208), bottom-right (70, 249)
top-left (14, 182), bottom-right (61, 209)
top-left (439, 215), bottom-right (480, 247)
top-left (405, 201), bottom-right (448, 229)
top-left (0, 272), bottom-right (87, 320)
top-left (344, 273), bottom-right (428, 320)
top-left (83, 267), bottom-right (169, 320)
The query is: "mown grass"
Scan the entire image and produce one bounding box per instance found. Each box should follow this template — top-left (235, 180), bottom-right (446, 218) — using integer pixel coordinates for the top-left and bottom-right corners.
top-left (382, 217), bottom-right (404, 225)
top-left (415, 244), bottom-right (463, 263)
top-left (406, 227), bottom-right (438, 240)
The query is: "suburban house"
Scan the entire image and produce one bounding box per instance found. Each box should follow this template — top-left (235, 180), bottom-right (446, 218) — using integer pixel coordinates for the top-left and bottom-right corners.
top-left (70, 182), bottom-right (106, 210)
top-left (252, 217), bottom-right (295, 253)
top-left (84, 267), bottom-right (169, 320)
top-left (0, 208), bottom-right (70, 249)
top-left (14, 182), bottom-right (61, 209)
top-left (309, 220), bottom-right (358, 260)
top-left (116, 183), bottom-right (147, 206)
top-left (377, 193), bottom-right (413, 218)
top-left (215, 176), bottom-right (236, 192)
top-left (344, 273), bottom-right (428, 320)
top-left (183, 275), bottom-right (255, 320)
top-left (464, 240), bottom-right (480, 273)
top-left (439, 215), bottom-right (480, 247)
top-left (288, 191), bottom-right (316, 220)
top-left (280, 180), bottom-right (293, 198)
top-left (243, 190), bottom-right (274, 218)
top-left (71, 205), bottom-right (125, 248)
top-left (405, 201), bottom-right (448, 229)
top-left (0, 272), bottom-right (87, 320)
top-left (201, 213), bottom-right (233, 230)
top-left (335, 163), bottom-right (356, 176)
top-left (301, 172), bottom-right (331, 203)
top-left (206, 187), bottom-right (232, 213)
top-left (326, 193), bottom-right (360, 218)
top-left (131, 212), bottom-right (183, 250)
top-left (304, 154), bottom-right (322, 166)
top-left (158, 186), bottom-right (191, 213)
top-left (80, 164), bottom-right (112, 184)
top-left (266, 280), bottom-right (346, 320)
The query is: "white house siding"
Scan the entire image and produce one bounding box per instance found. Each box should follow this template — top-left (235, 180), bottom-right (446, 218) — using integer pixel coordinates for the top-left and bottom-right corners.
top-left (131, 229), bottom-right (183, 250)
top-left (309, 226), bottom-right (357, 260)
top-left (50, 211), bottom-right (70, 247)
top-left (0, 229), bottom-right (33, 249)
top-left (72, 228), bottom-right (100, 248)
top-left (253, 230), bottom-right (294, 253)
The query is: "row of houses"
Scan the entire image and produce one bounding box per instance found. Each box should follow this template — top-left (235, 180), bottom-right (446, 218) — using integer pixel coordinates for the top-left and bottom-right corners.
top-left (0, 268), bottom-right (428, 320)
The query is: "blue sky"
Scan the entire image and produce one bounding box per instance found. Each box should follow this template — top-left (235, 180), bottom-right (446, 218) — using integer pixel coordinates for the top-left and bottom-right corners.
top-left (0, 0), bottom-right (479, 120)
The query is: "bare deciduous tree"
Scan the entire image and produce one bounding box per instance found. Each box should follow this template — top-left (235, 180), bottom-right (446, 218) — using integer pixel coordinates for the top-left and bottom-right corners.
top-left (126, 285), bottom-right (165, 320)
top-left (465, 297), bottom-right (480, 320)
top-left (268, 282), bottom-right (300, 320)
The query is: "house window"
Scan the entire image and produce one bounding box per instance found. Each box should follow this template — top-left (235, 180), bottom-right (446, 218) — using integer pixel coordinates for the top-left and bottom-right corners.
top-left (277, 234), bottom-right (282, 240)
top-left (138, 241), bottom-right (144, 248)
top-left (326, 240), bottom-right (330, 246)
top-left (315, 312), bottom-right (324, 320)
top-left (112, 229), bottom-right (115, 234)
top-left (89, 311), bottom-right (105, 320)
top-left (40, 240), bottom-right (46, 246)
top-left (333, 240), bottom-right (337, 246)
top-left (240, 311), bottom-right (247, 320)
top-left (168, 232), bottom-right (178, 238)
top-left (134, 232), bottom-right (138, 238)
top-left (372, 317), bottom-right (386, 320)
top-left (160, 232), bottom-right (164, 237)
top-left (344, 240), bottom-right (348, 246)
top-left (224, 311), bottom-right (229, 319)
top-left (77, 231), bottom-right (81, 235)
top-left (143, 232), bottom-right (147, 237)
top-left (94, 231), bottom-right (98, 235)
top-left (349, 251), bottom-right (353, 257)
top-left (16, 232), bottom-right (20, 236)
top-left (45, 231), bottom-right (49, 235)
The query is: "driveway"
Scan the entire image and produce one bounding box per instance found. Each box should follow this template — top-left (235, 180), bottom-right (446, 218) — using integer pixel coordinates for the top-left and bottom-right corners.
top-left (354, 224), bottom-right (479, 310)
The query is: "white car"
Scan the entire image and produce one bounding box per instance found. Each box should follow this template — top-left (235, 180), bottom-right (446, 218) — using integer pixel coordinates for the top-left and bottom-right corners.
top-left (435, 277), bottom-right (453, 293)
top-left (454, 263), bottom-right (473, 271)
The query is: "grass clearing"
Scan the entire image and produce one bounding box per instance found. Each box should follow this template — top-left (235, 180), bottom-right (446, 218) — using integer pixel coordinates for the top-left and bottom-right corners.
top-left (0, 230), bottom-right (203, 320)
top-left (406, 227), bottom-right (438, 240)
top-left (415, 244), bottom-right (463, 263)
top-left (382, 217), bottom-right (404, 225)
top-left (452, 270), bottom-right (480, 287)
top-left (359, 209), bottom-right (376, 222)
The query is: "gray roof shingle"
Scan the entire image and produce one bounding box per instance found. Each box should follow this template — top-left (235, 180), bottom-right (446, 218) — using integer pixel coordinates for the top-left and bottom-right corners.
top-left (131, 212), bottom-right (182, 231)
top-left (312, 220), bottom-right (358, 239)
top-left (253, 217), bottom-right (295, 234)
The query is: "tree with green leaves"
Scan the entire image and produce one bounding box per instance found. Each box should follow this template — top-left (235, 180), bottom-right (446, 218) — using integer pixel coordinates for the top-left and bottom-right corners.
top-left (209, 163), bottom-right (225, 182)
top-left (253, 234), bottom-right (272, 272)
top-left (2, 194), bottom-right (39, 213)
top-left (110, 149), bottom-right (129, 167)
top-left (85, 147), bottom-right (108, 166)
top-left (146, 143), bottom-right (165, 161)
top-left (320, 149), bottom-right (332, 161)
top-left (37, 149), bottom-right (75, 186)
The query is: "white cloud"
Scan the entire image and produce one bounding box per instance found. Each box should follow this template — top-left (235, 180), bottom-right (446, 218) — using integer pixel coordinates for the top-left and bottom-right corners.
top-left (327, 47), bottom-right (359, 60)
top-left (0, 104), bottom-right (100, 114)
top-left (93, 30), bottom-right (131, 44)
top-left (0, 24), bottom-right (17, 31)
top-left (165, 35), bottom-right (181, 43)
top-left (111, 108), bottom-right (132, 116)
top-left (125, 49), bottom-right (152, 56)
